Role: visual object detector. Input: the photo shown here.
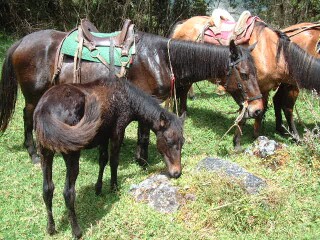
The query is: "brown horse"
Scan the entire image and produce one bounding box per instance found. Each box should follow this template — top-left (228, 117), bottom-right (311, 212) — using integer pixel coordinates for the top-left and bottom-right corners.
top-left (34, 77), bottom-right (185, 238)
top-left (273, 22), bottom-right (320, 138)
top-left (171, 15), bottom-right (320, 150)
top-left (0, 27), bottom-right (263, 164)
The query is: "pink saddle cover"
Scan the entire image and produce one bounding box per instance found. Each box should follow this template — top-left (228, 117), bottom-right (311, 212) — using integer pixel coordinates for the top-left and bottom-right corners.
top-left (203, 16), bottom-right (262, 46)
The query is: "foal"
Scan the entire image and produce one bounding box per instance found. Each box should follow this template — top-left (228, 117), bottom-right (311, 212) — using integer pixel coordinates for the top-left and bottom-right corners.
top-left (34, 78), bottom-right (185, 238)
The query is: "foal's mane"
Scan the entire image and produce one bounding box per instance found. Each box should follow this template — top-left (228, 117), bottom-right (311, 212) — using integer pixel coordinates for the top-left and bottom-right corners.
top-left (119, 79), bottom-right (182, 128)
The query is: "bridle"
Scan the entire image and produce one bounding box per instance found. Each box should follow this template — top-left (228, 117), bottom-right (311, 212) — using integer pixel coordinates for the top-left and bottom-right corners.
top-left (224, 54), bottom-right (263, 103)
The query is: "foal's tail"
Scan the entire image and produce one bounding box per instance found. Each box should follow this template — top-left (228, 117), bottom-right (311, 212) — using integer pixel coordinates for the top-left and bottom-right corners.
top-left (34, 93), bottom-right (102, 153)
top-left (0, 40), bottom-right (21, 132)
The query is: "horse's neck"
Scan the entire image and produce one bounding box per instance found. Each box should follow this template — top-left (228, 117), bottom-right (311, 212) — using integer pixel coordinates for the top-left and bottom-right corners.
top-left (283, 41), bottom-right (320, 91)
top-left (167, 40), bottom-right (229, 82)
top-left (125, 83), bottom-right (162, 129)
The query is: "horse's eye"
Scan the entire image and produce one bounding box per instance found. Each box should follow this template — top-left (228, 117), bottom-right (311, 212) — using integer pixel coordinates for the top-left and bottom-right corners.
top-left (240, 72), bottom-right (249, 81)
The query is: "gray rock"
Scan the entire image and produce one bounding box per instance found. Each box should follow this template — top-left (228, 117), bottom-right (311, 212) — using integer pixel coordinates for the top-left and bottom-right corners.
top-left (246, 136), bottom-right (285, 158)
top-left (129, 174), bottom-right (182, 213)
top-left (197, 157), bottom-right (266, 194)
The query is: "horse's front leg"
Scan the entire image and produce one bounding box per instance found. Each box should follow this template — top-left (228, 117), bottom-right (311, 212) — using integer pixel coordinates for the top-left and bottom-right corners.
top-left (95, 141), bottom-right (109, 195)
top-left (253, 92), bottom-right (269, 138)
top-left (110, 130), bottom-right (125, 191)
top-left (136, 121), bottom-right (150, 168)
top-left (177, 85), bottom-right (191, 115)
top-left (233, 119), bottom-right (247, 152)
top-left (62, 151), bottom-right (82, 239)
top-left (23, 103), bottom-right (40, 164)
top-left (39, 147), bottom-right (56, 235)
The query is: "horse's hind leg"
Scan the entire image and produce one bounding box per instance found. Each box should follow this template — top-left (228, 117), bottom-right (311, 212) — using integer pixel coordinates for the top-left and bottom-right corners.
top-left (273, 84), bottom-right (300, 139)
top-left (40, 147), bottom-right (56, 235)
top-left (136, 122), bottom-right (150, 167)
top-left (273, 85), bottom-right (285, 135)
top-left (282, 85), bottom-right (299, 139)
top-left (95, 142), bottom-right (109, 195)
top-left (23, 103), bottom-right (40, 164)
top-left (62, 152), bottom-right (82, 239)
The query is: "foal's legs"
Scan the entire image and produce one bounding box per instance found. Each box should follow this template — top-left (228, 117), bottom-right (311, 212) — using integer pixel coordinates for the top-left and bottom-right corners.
top-left (95, 142), bottom-right (109, 195)
top-left (40, 147), bottom-right (56, 235)
top-left (62, 152), bottom-right (82, 239)
top-left (23, 103), bottom-right (40, 164)
top-left (136, 122), bottom-right (150, 167)
top-left (110, 130), bottom-right (125, 191)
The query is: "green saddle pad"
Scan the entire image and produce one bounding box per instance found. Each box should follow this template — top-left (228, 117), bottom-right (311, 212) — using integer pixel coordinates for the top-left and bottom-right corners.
top-left (61, 30), bottom-right (135, 67)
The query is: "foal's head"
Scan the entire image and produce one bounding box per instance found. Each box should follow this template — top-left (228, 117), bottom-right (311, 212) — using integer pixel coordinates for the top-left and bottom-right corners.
top-left (224, 41), bottom-right (264, 118)
top-left (155, 112), bottom-right (185, 178)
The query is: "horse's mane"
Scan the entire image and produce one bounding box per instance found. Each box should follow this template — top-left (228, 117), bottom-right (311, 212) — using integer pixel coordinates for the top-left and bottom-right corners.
top-left (277, 32), bottom-right (320, 91)
top-left (136, 31), bottom-right (255, 85)
top-left (170, 39), bottom-right (254, 82)
top-left (120, 79), bottom-right (182, 128)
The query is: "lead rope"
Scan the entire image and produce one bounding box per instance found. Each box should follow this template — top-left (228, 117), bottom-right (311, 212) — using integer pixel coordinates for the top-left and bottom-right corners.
top-left (219, 100), bottom-right (248, 141)
top-left (167, 39), bottom-right (179, 116)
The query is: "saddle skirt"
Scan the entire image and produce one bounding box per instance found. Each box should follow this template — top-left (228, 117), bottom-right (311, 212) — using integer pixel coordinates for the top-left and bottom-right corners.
top-left (201, 10), bottom-right (262, 46)
top-left (61, 30), bottom-right (135, 66)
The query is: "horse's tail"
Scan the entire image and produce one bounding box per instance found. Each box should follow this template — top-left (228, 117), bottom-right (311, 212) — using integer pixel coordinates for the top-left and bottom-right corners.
top-left (34, 93), bottom-right (102, 153)
top-left (0, 40), bottom-right (22, 132)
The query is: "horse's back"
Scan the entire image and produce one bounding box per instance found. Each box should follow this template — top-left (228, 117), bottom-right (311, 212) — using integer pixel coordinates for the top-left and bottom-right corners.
top-left (12, 30), bottom-right (67, 95)
top-left (171, 16), bottom-right (209, 40)
top-left (282, 23), bottom-right (320, 57)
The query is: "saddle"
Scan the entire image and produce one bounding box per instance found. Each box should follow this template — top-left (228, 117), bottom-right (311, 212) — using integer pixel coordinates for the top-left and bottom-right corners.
top-left (80, 19), bottom-right (135, 56)
top-left (199, 10), bottom-right (262, 46)
top-left (52, 19), bottom-right (135, 84)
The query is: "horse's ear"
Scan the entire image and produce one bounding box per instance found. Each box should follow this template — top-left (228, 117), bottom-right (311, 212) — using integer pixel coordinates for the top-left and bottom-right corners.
top-left (229, 39), bottom-right (239, 60)
top-left (248, 41), bottom-right (258, 52)
top-left (160, 112), bottom-right (170, 129)
top-left (179, 112), bottom-right (186, 125)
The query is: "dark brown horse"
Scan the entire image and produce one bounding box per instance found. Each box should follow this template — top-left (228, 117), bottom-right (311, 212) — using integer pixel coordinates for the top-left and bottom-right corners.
top-left (0, 28), bottom-right (263, 164)
top-left (273, 22), bottom-right (320, 138)
top-left (171, 15), bottom-right (320, 150)
top-left (34, 77), bottom-right (185, 238)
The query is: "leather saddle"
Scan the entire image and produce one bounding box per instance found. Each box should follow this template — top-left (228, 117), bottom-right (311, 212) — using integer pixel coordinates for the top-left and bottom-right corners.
top-left (79, 19), bottom-right (135, 56)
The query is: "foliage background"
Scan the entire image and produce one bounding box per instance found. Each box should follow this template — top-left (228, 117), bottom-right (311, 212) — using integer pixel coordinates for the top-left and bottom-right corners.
top-left (1, 0), bottom-right (319, 37)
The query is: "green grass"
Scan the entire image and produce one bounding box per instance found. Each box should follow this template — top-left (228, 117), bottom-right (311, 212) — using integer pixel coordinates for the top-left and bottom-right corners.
top-left (0, 36), bottom-right (320, 239)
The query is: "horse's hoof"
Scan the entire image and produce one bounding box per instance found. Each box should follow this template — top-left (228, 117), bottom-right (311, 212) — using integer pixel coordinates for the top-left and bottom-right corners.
top-left (135, 157), bottom-right (148, 169)
top-left (47, 224), bottom-right (57, 235)
top-left (276, 127), bottom-right (286, 136)
top-left (95, 183), bottom-right (102, 195)
top-left (72, 227), bottom-right (83, 239)
top-left (234, 146), bottom-right (243, 153)
top-left (32, 154), bottom-right (41, 164)
top-left (110, 183), bottom-right (119, 193)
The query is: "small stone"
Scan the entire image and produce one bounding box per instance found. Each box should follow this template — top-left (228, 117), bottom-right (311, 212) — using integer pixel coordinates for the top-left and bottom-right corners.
top-left (129, 174), bottom-right (182, 213)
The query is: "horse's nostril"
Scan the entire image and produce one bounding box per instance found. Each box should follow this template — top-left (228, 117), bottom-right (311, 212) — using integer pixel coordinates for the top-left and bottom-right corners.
top-left (254, 109), bottom-right (262, 117)
top-left (172, 171), bottom-right (182, 179)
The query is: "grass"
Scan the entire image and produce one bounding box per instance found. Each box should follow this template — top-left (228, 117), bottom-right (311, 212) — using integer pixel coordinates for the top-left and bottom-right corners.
top-left (0, 35), bottom-right (320, 240)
